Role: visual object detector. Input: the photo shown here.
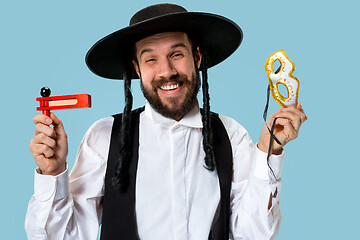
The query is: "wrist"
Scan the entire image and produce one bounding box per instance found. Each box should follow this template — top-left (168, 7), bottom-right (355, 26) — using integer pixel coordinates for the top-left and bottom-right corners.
top-left (257, 142), bottom-right (283, 155)
top-left (257, 142), bottom-right (268, 154)
top-left (40, 162), bottom-right (67, 176)
top-left (271, 147), bottom-right (283, 155)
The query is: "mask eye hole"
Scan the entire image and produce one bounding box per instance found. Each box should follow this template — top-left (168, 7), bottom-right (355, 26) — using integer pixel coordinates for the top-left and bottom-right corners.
top-left (277, 83), bottom-right (289, 99)
top-left (272, 59), bottom-right (281, 74)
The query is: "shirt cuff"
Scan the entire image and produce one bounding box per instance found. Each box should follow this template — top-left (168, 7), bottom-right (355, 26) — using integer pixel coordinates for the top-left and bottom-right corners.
top-left (34, 167), bottom-right (69, 202)
top-left (252, 145), bottom-right (284, 181)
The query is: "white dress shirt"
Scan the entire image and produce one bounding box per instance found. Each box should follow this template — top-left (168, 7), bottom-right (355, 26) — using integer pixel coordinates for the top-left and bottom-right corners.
top-left (25, 102), bottom-right (284, 240)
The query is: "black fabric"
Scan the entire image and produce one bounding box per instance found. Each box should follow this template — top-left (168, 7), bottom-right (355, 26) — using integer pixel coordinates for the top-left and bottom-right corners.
top-left (101, 108), bottom-right (233, 240)
top-left (100, 107), bottom-right (144, 240)
top-left (129, 4), bottom-right (187, 25)
top-left (207, 112), bottom-right (233, 240)
top-left (85, 3), bottom-right (242, 80)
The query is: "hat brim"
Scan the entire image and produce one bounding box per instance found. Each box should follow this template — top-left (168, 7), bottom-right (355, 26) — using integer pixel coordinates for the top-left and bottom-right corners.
top-left (85, 12), bottom-right (243, 80)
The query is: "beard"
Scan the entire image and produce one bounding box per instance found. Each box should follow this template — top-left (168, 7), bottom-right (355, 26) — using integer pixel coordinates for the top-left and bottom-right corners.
top-left (140, 68), bottom-right (201, 120)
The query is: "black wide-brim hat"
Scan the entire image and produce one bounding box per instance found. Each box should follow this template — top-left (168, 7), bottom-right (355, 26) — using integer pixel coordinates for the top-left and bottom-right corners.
top-left (85, 3), bottom-right (243, 80)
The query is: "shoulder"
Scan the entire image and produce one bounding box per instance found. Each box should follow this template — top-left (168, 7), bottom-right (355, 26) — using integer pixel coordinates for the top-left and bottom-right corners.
top-left (85, 116), bottom-right (114, 139)
top-left (216, 114), bottom-right (256, 177)
top-left (70, 116), bottom-right (115, 179)
top-left (217, 114), bottom-right (250, 141)
top-left (81, 116), bottom-right (114, 152)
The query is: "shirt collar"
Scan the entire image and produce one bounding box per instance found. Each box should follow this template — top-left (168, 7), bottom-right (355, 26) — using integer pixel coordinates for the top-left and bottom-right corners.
top-left (144, 101), bottom-right (203, 129)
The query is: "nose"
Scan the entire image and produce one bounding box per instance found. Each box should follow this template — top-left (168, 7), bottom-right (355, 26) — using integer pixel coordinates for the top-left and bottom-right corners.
top-left (157, 58), bottom-right (177, 79)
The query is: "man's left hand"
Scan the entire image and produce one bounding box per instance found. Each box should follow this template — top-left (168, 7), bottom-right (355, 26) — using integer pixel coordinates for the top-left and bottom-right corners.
top-left (258, 102), bottom-right (307, 155)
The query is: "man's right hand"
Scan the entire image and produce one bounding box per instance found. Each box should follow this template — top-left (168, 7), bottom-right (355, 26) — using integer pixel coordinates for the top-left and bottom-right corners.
top-left (29, 113), bottom-right (68, 176)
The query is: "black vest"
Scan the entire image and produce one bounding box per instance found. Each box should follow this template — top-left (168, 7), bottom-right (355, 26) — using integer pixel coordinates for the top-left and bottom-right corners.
top-left (100, 108), bottom-right (233, 240)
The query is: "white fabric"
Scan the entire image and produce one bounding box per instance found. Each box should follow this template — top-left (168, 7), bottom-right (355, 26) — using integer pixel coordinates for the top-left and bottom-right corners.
top-left (25, 102), bottom-right (284, 240)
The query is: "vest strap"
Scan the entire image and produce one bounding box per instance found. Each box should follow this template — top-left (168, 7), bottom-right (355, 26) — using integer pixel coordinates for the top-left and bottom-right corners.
top-left (100, 107), bottom-right (144, 240)
top-left (208, 112), bottom-right (233, 240)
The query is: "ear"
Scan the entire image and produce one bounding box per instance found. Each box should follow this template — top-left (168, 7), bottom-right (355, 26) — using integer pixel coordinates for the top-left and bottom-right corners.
top-left (194, 47), bottom-right (202, 69)
top-left (132, 60), bottom-right (141, 78)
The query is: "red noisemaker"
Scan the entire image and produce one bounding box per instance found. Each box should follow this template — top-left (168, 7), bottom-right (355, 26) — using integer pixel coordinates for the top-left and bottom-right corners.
top-left (36, 87), bottom-right (91, 117)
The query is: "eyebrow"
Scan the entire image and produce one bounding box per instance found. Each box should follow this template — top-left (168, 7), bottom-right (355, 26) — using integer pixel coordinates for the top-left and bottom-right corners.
top-left (139, 48), bottom-right (154, 59)
top-left (171, 43), bottom-right (188, 50)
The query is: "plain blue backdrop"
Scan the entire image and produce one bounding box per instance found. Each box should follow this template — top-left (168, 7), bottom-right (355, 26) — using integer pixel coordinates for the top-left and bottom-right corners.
top-left (1, 0), bottom-right (359, 239)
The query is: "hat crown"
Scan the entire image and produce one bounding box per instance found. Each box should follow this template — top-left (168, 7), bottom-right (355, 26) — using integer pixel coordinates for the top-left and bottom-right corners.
top-left (130, 4), bottom-right (187, 26)
top-left (86, 3), bottom-right (242, 80)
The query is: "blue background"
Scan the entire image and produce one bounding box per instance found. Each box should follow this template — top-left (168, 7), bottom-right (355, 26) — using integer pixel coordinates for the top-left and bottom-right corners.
top-left (1, 0), bottom-right (359, 239)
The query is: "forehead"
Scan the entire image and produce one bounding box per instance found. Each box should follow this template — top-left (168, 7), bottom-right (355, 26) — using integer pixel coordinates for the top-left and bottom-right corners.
top-left (135, 32), bottom-right (191, 53)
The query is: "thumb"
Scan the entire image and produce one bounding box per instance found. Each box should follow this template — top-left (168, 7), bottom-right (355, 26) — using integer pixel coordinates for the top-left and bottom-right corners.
top-left (50, 113), bottom-right (67, 138)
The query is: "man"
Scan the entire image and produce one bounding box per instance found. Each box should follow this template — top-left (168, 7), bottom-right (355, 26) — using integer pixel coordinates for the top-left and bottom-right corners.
top-left (26, 3), bottom-right (307, 240)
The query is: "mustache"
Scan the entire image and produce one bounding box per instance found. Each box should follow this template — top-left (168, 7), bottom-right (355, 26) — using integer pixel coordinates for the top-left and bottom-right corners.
top-left (152, 74), bottom-right (190, 88)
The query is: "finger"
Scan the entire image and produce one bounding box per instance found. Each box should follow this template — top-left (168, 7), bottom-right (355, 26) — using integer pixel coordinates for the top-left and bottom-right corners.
top-left (297, 102), bottom-right (304, 111)
top-left (50, 113), bottom-right (67, 138)
top-left (297, 102), bottom-right (308, 121)
top-left (30, 141), bottom-right (55, 158)
top-left (34, 123), bottom-right (57, 139)
top-left (281, 105), bottom-right (302, 116)
top-left (280, 105), bottom-right (307, 123)
top-left (33, 114), bottom-right (53, 126)
top-left (297, 102), bottom-right (306, 112)
top-left (266, 107), bottom-right (286, 125)
top-left (274, 118), bottom-right (298, 141)
top-left (32, 133), bottom-right (57, 149)
top-left (275, 111), bottom-right (302, 131)
top-left (33, 154), bottom-right (46, 165)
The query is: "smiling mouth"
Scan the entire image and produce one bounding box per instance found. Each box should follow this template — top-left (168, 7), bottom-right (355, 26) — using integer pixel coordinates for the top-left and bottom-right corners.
top-left (159, 83), bottom-right (181, 91)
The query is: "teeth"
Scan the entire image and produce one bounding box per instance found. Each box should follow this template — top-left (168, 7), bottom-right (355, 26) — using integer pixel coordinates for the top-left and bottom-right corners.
top-left (160, 83), bottom-right (180, 91)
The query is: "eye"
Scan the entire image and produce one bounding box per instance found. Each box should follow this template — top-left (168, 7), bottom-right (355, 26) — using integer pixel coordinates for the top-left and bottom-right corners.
top-left (172, 53), bottom-right (184, 59)
top-left (145, 58), bottom-right (156, 63)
